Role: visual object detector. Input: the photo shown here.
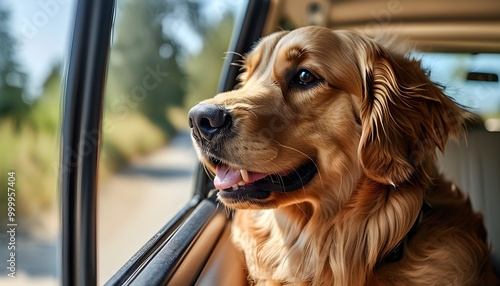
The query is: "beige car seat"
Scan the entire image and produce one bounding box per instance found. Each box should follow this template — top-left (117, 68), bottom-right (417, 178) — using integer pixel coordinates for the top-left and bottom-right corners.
top-left (438, 126), bottom-right (500, 275)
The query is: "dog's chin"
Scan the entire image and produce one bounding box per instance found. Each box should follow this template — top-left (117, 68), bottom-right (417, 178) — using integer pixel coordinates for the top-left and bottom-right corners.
top-left (203, 157), bottom-right (318, 209)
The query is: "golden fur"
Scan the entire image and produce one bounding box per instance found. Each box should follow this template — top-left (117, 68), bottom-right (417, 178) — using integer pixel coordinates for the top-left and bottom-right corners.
top-left (190, 26), bottom-right (499, 285)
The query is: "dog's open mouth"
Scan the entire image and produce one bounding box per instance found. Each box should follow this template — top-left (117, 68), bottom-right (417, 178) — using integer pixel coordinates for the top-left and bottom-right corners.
top-left (209, 158), bottom-right (318, 200)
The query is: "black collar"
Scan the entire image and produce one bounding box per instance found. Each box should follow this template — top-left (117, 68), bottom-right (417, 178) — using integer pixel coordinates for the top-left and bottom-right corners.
top-left (382, 201), bottom-right (431, 263)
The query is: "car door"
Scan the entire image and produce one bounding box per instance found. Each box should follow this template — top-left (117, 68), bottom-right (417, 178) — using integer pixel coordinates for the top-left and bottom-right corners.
top-left (60, 0), bottom-right (500, 285)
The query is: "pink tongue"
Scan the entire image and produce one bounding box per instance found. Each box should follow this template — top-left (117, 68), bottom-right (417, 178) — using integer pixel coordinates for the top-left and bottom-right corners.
top-left (214, 165), bottom-right (241, 190)
top-left (214, 165), bottom-right (268, 190)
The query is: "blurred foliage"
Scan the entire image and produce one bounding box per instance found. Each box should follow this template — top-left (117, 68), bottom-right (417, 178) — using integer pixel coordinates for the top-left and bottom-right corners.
top-left (0, 0), bottom-right (236, 227)
top-left (0, 5), bottom-right (56, 225)
top-left (100, 112), bottom-right (167, 179)
top-left (184, 13), bottom-right (234, 109)
top-left (0, 6), bottom-right (29, 129)
top-left (0, 67), bottom-right (61, 225)
top-left (106, 0), bottom-right (185, 134)
top-left (26, 66), bottom-right (62, 133)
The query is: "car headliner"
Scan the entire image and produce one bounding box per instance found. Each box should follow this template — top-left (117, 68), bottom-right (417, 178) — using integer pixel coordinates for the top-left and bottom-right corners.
top-left (264, 0), bottom-right (500, 53)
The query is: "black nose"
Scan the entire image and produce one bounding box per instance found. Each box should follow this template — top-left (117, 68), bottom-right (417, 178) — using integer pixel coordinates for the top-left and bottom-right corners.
top-left (188, 104), bottom-right (230, 141)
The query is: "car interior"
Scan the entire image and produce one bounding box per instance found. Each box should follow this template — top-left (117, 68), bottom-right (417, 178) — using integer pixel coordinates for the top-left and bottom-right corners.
top-left (95, 0), bottom-right (500, 285)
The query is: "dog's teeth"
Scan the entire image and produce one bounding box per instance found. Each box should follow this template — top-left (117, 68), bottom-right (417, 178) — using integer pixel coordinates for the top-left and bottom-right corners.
top-left (231, 184), bottom-right (239, 190)
top-left (237, 180), bottom-right (246, 186)
top-left (241, 170), bottom-right (249, 182)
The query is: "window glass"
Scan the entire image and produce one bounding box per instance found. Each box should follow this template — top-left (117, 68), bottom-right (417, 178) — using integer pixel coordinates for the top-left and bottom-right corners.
top-left (97, 0), bottom-right (246, 283)
top-left (0, 0), bottom-right (76, 285)
top-left (416, 53), bottom-right (500, 131)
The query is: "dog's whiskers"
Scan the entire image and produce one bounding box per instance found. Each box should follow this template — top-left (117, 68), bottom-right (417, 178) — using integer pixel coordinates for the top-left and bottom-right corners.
top-left (261, 148), bottom-right (279, 164)
top-left (294, 202), bottom-right (310, 220)
top-left (233, 103), bottom-right (264, 120)
top-left (273, 141), bottom-right (325, 193)
top-left (269, 160), bottom-right (311, 220)
top-left (202, 164), bottom-right (214, 180)
top-left (224, 50), bottom-right (246, 60)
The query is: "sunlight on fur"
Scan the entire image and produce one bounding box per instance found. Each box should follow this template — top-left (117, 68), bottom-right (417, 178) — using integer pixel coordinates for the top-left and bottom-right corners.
top-left (188, 26), bottom-right (499, 285)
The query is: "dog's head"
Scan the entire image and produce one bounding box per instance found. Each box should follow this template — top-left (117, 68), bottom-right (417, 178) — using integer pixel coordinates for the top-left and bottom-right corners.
top-left (188, 26), bottom-right (467, 210)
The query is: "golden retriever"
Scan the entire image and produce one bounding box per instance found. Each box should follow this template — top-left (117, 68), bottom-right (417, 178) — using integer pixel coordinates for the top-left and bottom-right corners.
top-left (188, 26), bottom-right (499, 285)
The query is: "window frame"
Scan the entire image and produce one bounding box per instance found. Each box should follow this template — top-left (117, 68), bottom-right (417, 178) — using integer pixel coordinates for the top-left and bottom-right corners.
top-left (60, 0), bottom-right (115, 285)
top-left (59, 0), bottom-right (270, 285)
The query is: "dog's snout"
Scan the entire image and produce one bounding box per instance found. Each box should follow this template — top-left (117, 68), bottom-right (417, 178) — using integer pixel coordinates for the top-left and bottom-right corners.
top-left (188, 104), bottom-right (230, 141)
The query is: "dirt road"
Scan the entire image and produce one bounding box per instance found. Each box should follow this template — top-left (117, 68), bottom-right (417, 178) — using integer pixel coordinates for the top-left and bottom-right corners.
top-left (97, 130), bottom-right (198, 284)
top-left (0, 130), bottom-right (199, 285)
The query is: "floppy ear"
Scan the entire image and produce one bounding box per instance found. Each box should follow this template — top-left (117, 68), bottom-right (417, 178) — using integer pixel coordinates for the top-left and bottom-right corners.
top-left (358, 49), bottom-right (468, 185)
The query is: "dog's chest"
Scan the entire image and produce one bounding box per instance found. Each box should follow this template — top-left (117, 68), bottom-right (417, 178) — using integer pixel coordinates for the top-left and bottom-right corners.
top-left (232, 210), bottom-right (320, 283)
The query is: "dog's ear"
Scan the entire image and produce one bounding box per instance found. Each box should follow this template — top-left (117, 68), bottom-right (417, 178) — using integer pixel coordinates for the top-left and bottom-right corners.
top-left (358, 49), bottom-right (468, 185)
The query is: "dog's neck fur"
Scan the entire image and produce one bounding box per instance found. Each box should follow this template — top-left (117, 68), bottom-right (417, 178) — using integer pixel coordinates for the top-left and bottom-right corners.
top-left (232, 161), bottom-right (433, 285)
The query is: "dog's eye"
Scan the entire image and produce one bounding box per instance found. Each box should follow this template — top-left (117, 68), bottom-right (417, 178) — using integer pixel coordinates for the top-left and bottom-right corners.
top-left (291, 69), bottom-right (318, 87)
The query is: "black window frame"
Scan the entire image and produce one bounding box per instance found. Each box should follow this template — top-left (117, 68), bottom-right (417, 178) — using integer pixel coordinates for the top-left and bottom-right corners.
top-left (59, 0), bottom-right (270, 285)
top-left (60, 0), bottom-right (115, 285)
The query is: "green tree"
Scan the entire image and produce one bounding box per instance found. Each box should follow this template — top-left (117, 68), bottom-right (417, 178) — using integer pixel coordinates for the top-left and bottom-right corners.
top-left (184, 13), bottom-right (235, 109)
top-left (0, 4), bottom-right (29, 129)
top-left (26, 65), bottom-right (62, 133)
top-left (105, 0), bottom-right (234, 135)
top-left (105, 0), bottom-right (203, 135)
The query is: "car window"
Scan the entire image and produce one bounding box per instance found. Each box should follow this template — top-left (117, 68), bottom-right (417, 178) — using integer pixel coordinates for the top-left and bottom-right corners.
top-left (415, 53), bottom-right (500, 131)
top-left (0, 1), bottom-right (75, 285)
top-left (0, 0), bottom-right (244, 285)
top-left (97, 0), bottom-right (245, 283)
